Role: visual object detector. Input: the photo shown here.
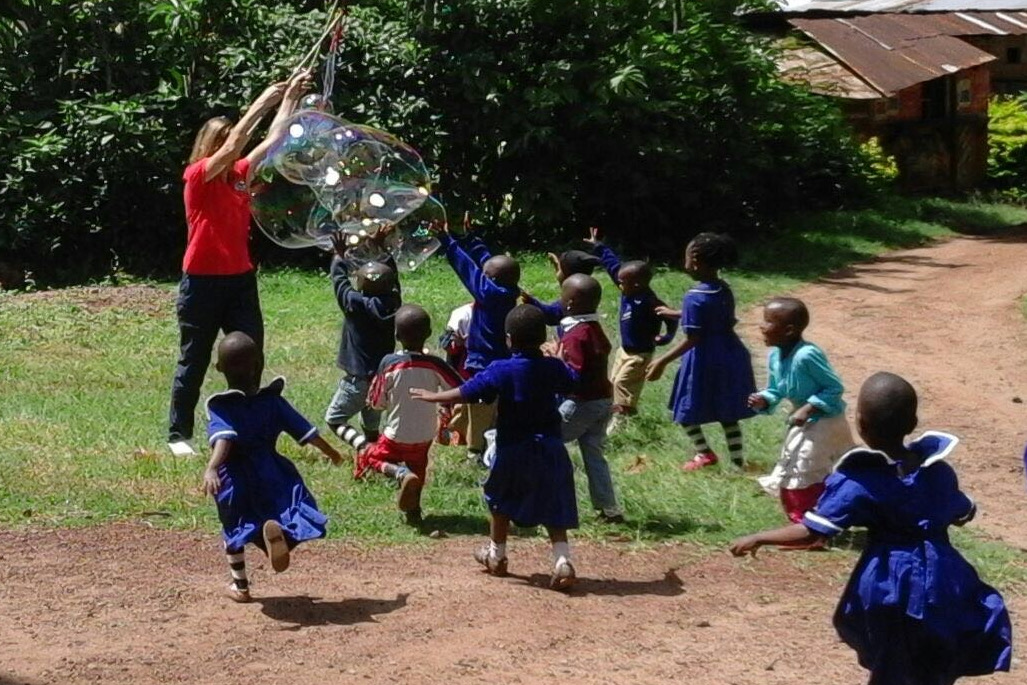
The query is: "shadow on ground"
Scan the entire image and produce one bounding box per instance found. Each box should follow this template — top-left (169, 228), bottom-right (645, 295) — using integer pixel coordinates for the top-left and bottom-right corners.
top-left (256, 593), bottom-right (409, 629)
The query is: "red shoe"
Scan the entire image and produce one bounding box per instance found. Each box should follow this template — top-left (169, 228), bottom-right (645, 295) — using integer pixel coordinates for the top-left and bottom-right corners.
top-left (682, 451), bottom-right (718, 471)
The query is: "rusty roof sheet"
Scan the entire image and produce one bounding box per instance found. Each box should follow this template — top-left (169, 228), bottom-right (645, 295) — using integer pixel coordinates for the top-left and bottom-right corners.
top-left (777, 1), bottom-right (1027, 12)
top-left (789, 15), bottom-right (997, 94)
top-left (777, 44), bottom-right (882, 98)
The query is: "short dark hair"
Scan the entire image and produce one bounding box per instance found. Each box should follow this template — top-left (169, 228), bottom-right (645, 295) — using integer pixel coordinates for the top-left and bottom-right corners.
top-left (395, 304), bottom-right (431, 346)
top-left (767, 297), bottom-right (810, 332)
top-left (618, 260), bottom-right (652, 285)
top-left (688, 232), bottom-right (739, 269)
top-left (559, 250), bottom-right (601, 277)
top-left (561, 273), bottom-right (602, 313)
top-left (505, 304), bottom-right (547, 349)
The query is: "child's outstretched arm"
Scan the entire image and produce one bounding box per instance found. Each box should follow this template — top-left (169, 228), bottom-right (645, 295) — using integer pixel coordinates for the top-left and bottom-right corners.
top-left (646, 334), bottom-right (698, 381)
top-left (584, 227), bottom-right (621, 285)
top-left (729, 524), bottom-right (823, 556)
top-left (202, 440), bottom-right (233, 497)
top-left (654, 298), bottom-right (677, 346)
top-left (307, 435), bottom-right (343, 465)
top-left (410, 387), bottom-right (464, 404)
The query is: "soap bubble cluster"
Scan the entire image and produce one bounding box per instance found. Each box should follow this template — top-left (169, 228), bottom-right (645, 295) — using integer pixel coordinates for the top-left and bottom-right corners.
top-left (250, 109), bottom-right (442, 271)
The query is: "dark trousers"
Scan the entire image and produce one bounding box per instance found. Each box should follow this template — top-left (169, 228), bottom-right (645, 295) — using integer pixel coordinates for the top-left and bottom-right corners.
top-left (168, 272), bottom-right (263, 441)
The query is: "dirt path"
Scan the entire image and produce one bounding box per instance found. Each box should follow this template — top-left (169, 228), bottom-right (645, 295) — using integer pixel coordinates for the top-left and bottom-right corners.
top-left (740, 232), bottom-right (1027, 549)
top-left (3, 235), bottom-right (1027, 685)
top-left (0, 525), bottom-right (1020, 685)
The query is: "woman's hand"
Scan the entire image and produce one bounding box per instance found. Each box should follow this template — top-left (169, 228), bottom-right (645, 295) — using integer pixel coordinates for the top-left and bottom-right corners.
top-left (203, 468), bottom-right (221, 497)
top-left (747, 393), bottom-right (769, 411)
top-left (284, 69), bottom-right (314, 101)
top-left (788, 404), bottom-right (816, 427)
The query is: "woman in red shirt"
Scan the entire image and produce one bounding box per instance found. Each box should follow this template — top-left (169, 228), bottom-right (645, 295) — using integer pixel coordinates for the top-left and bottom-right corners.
top-left (168, 72), bottom-right (312, 454)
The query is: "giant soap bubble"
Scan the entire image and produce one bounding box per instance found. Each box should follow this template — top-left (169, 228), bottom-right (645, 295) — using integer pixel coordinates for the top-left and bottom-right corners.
top-left (250, 107), bottom-right (443, 270)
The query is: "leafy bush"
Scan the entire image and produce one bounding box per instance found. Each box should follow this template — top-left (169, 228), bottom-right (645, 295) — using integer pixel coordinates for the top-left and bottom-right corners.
top-left (0, 0), bottom-right (874, 286)
top-left (988, 95), bottom-right (1027, 198)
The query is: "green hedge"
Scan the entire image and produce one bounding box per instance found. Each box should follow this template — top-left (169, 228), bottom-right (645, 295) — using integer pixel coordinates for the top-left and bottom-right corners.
top-left (0, 0), bottom-right (873, 286)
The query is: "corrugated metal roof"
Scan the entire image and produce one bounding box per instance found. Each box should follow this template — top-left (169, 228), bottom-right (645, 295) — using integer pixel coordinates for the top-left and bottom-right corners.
top-left (777, 44), bottom-right (882, 98)
top-left (789, 14), bottom-right (997, 94)
top-left (777, 1), bottom-right (1027, 12)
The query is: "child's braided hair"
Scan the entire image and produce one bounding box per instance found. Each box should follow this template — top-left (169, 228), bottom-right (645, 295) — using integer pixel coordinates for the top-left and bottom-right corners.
top-left (688, 232), bottom-right (739, 270)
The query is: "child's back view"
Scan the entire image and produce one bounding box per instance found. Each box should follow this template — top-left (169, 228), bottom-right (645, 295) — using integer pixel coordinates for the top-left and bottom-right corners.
top-left (339, 305), bottom-right (463, 524)
top-left (324, 232), bottom-right (401, 448)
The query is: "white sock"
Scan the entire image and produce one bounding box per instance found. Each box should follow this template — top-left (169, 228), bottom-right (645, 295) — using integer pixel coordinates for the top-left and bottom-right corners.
top-left (337, 425), bottom-right (367, 450)
top-left (551, 541), bottom-right (570, 564)
top-left (489, 540), bottom-right (506, 559)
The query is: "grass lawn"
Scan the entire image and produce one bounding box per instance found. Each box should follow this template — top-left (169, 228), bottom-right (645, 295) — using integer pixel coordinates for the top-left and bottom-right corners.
top-left (1, 196), bottom-right (1026, 585)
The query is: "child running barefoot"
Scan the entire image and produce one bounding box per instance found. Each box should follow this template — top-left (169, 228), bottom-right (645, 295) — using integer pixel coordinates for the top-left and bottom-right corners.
top-left (749, 298), bottom-right (854, 523)
top-left (202, 332), bottom-right (343, 603)
top-left (411, 305), bottom-right (580, 591)
top-left (730, 372), bottom-right (1012, 684)
top-left (646, 232), bottom-right (756, 470)
top-left (338, 305), bottom-right (464, 525)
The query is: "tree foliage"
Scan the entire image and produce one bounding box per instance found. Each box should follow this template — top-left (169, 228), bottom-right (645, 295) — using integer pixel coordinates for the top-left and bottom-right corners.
top-left (0, 0), bottom-right (872, 285)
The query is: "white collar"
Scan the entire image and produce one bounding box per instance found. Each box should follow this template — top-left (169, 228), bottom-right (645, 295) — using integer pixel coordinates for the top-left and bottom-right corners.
top-left (204, 376), bottom-right (287, 411)
top-left (833, 430), bottom-right (959, 472)
top-left (559, 313), bottom-right (601, 331)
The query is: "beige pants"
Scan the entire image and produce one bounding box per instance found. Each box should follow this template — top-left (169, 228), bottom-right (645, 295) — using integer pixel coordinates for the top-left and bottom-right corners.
top-left (451, 401), bottom-right (497, 453)
top-left (610, 348), bottom-right (652, 409)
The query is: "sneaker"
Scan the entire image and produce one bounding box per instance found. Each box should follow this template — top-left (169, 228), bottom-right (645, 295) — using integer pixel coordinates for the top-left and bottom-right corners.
top-left (473, 543), bottom-right (508, 577)
top-left (550, 558), bottom-right (576, 591)
top-left (262, 520), bottom-right (290, 573)
top-left (597, 511), bottom-right (626, 525)
top-left (682, 451), bottom-right (718, 471)
top-left (606, 413), bottom-right (627, 436)
top-left (224, 581), bottom-right (252, 603)
top-left (167, 440), bottom-right (197, 457)
top-left (396, 469), bottom-right (423, 513)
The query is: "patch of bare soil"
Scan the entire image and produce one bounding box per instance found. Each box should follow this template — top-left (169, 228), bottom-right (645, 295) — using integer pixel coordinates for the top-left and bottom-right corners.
top-left (13, 285), bottom-right (171, 316)
top-left (2, 524), bottom-right (1019, 685)
top-left (739, 232), bottom-right (1027, 550)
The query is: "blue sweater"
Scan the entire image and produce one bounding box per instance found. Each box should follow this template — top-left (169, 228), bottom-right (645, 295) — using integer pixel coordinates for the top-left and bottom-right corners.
top-left (330, 255), bottom-right (401, 378)
top-left (441, 233), bottom-right (519, 372)
top-left (593, 243), bottom-right (674, 354)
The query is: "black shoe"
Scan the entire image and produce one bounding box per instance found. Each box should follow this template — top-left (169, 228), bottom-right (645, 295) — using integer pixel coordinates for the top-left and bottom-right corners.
top-left (404, 508), bottom-right (423, 526)
top-left (597, 512), bottom-right (626, 525)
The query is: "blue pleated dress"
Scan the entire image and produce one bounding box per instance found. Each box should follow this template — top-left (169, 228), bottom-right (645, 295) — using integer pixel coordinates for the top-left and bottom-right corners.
top-left (206, 377), bottom-right (328, 552)
top-left (459, 353), bottom-right (579, 529)
top-left (803, 432), bottom-right (1012, 684)
top-left (668, 281), bottom-right (755, 425)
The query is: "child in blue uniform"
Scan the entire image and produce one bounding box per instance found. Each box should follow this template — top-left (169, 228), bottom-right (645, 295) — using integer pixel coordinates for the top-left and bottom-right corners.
top-left (731, 372), bottom-right (1012, 685)
top-left (436, 226), bottom-right (521, 461)
top-left (412, 304), bottom-right (579, 591)
top-left (647, 232), bottom-right (755, 470)
top-left (202, 332), bottom-right (343, 603)
top-left (584, 227), bottom-right (675, 434)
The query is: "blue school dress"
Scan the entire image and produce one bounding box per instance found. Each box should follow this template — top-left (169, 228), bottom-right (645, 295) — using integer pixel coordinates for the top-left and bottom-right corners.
top-left (459, 353), bottom-right (579, 529)
top-left (206, 378), bottom-right (328, 552)
top-left (668, 280), bottom-right (755, 425)
top-left (802, 432), bottom-right (1012, 684)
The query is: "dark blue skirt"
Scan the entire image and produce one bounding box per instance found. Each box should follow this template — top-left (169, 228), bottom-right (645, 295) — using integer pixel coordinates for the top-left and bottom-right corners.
top-left (484, 434), bottom-right (579, 530)
top-left (669, 333), bottom-right (755, 425)
top-left (834, 542), bottom-right (1012, 682)
top-left (215, 450), bottom-right (327, 551)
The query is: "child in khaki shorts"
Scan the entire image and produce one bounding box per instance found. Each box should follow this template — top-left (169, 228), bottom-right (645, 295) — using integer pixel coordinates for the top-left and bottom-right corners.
top-left (585, 228), bottom-right (674, 434)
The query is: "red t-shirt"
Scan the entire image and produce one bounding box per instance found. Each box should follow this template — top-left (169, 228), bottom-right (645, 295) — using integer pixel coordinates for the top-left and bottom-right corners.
top-left (560, 321), bottom-right (613, 402)
top-left (181, 157), bottom-right (254, 275)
